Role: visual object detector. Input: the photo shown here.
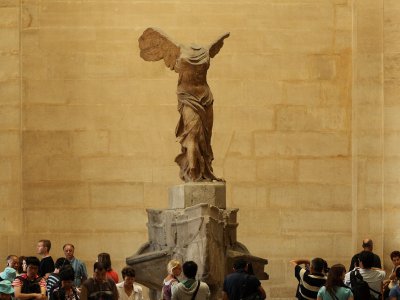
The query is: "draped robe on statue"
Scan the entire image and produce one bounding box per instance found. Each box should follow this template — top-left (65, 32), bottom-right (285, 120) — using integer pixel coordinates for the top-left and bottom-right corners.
top-left (138, 28), bottom-right (229, 182)
top-left (174, 46), bottom-right (217, 182)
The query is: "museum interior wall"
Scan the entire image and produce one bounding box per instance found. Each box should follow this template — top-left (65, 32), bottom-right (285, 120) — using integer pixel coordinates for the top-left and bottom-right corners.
top-left (0, 0), bottom-right (399, 299)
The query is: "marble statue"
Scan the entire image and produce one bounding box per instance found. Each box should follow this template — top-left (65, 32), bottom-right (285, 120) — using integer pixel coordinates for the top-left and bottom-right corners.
top-left (138, 28), bottom-right (229, 182)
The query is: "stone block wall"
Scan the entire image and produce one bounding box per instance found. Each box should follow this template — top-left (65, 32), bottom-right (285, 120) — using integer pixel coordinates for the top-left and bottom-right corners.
top-left (1, 0), bottom-right (399, 299)
top-left (0, 0), bottom-right (22, 257)
top-left (384, 0), bottom-right (400, 269)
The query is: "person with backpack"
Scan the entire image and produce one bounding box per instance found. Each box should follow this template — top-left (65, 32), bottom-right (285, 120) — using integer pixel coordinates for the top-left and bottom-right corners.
top-left (171, 261), bottom-right (210, 300)
top-left (12, 256), bottom-right (46, 300)
top-left (222, 259), bottom-right (266, 300)
top-left (344, 251), bottom-right (385, 300)
top-left (317, 264), bottom-right (353, 300)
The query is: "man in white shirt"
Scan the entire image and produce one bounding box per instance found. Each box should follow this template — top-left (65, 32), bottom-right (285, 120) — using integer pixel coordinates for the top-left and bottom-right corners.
top-left (345, 250), bottom-right (386, 299)
top-left (116, 266), bottom-right (143, 300)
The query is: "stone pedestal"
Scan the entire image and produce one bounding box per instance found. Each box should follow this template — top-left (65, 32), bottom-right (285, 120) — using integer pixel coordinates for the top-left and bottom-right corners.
top-left (127, 182), bottom-right (268, 300)
top-left (169, 182), bottom-right (226, 209)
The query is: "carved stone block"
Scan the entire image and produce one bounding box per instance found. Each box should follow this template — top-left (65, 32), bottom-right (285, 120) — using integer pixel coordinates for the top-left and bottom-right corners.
top-left (169, 182), bottom-right (226, 209)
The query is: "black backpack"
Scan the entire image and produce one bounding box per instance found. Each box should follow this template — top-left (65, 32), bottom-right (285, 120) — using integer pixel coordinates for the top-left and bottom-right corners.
top-left (350, 269), bottom-right (380, 300)
top-left (239, 275), bottom-right (263, 300)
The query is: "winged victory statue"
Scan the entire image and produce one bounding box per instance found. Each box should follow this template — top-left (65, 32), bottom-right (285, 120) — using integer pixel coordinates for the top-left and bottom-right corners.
top-left (138, 28), bottom-right (230, 182)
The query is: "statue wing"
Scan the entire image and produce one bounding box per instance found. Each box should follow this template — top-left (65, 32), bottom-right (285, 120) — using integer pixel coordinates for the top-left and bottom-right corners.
top-left (208, 32), bottom-right (230, 58)
top-left (138, 27), bottom-right (181, 70)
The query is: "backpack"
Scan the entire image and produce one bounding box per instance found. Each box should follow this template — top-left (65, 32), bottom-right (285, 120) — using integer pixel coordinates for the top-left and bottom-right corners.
top-left (350, 270), bottom-right (379, 300)
top-left (239, 275), bottom-right (263, 300)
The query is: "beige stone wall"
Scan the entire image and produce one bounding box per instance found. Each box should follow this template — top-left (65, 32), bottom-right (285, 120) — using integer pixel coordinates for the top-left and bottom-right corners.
top-left (1, 0), bottom-right (399, 299)
top-left (384, 0), bottom-right (400, 268)
top-left (352, 0), bottom-right (384, 255)
top-left (0, 0), bottom-right (22, 257)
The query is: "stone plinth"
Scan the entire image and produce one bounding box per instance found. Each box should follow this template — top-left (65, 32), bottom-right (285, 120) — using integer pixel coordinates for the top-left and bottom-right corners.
top-left (127, 203), bottom-right (268, 300)
top-left (169, 182), bottom-right (226, 209)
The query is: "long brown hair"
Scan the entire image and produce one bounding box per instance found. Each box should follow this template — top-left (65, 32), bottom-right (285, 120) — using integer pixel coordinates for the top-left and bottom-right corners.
top-left (325, 264), bottom-right (346, 297)
top-left (97, 253), bottom-right (112, 271)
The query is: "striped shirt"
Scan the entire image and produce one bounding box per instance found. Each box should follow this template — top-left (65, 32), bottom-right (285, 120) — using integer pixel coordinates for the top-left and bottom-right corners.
top-left (295, 265), bottom-right (326, 299)
top-left (46, 273), bottom-right (61, 295)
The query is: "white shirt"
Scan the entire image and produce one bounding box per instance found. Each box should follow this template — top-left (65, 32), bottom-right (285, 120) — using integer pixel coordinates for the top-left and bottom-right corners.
top-left (116, 282), bottom-right (143, 300)
top-left (344, 267), bottom-right (386, 298)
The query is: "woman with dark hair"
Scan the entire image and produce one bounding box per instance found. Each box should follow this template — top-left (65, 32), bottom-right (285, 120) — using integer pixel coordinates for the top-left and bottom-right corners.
top-left (97, 253), bottom-right (119, 283)
top-left (16, 256), bottom-right (26, 276)
top-left (317, 264), bottom-right (353, 300)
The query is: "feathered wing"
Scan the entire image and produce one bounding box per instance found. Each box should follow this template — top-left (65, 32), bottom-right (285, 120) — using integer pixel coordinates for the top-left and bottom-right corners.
top-left (208, 32), bottom-right (230, 58)
top-left (138, 27), bottom-right (181, 70)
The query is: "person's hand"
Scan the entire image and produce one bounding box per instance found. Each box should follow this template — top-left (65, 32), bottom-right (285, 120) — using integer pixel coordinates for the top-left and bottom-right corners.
top-left (383, 280), bottom-right (390, 289)
top-left (34, 294), bottom-right (45, 300)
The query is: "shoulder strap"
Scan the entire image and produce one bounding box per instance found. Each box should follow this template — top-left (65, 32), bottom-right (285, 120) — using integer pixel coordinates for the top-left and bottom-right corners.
top-left (368, 286), bottom-right (382, 296)
top-left (354, 269), bottom-right (361, 278)
top-left (191, 281), bottom-right (201, 300)
top-left (239, 275), bottom-right (250, 299)
top-left (333, 293), bottom-right (339, 300)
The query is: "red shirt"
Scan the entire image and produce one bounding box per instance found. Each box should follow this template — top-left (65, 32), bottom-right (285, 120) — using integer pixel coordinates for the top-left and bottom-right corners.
top-left (106, 270), bottom-right (119, 283)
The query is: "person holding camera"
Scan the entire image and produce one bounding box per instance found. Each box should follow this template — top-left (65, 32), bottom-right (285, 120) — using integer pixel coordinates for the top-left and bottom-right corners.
top-left (290, 258), bottom-right (327, 300)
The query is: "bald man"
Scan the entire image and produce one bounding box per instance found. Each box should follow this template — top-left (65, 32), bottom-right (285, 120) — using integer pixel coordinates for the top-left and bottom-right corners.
top-left (349, 238), bottom-right (382, 271)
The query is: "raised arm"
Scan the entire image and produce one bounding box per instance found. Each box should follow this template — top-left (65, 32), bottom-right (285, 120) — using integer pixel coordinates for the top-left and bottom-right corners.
top-left (208, 32), bottom-right (230, 58)
top-left (290, 259), bottom-right (310, 266)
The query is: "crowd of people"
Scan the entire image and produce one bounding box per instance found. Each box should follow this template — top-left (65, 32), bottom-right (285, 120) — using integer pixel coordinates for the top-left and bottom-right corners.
top-left (0, 239), bottom-right (266, 300)
top-left (0, 240), bottom-right (142, 300)
top-left (291, 238), bottom-right (400, 300)
top-left (161, 258), bottom-right (265, 300)
top-left (1, 238), bottom-right (400, 300)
